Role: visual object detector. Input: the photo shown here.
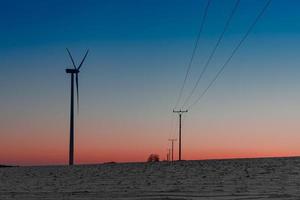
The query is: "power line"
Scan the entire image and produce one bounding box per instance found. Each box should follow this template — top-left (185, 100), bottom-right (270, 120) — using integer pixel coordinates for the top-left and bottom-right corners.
top-left (174, 0), bottom-right (211, 109)
top-left (182, 0), bottom-right (240, 108)
top-left (187, 0), bottom-right (272, 110)
top-left (169, 0), bottom-right (210, 159)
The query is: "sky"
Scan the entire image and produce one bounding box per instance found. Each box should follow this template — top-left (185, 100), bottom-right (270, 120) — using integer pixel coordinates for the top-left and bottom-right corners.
top-left (1, 0), bottom-right (300, 166)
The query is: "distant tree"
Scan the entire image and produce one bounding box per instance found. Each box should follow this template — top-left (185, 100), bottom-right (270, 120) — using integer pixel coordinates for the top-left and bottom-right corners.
top-left (147, 154), bottom-right (160, 162)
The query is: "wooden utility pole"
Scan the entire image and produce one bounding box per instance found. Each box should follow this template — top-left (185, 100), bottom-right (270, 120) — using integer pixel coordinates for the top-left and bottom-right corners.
top-left (168, 138), bottom-right (177, 161)
top-left (173, 109), bottom-right (188, 161)
top-left (166, 148), bottom-right (171, 161)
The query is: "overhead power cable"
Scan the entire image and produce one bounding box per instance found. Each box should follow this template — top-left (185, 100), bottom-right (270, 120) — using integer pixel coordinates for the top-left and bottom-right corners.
top-left (182, 0), bottom-right (240, 109)
top-left (174, 0), bottom-right (211, 109)
top-left (187, 0), bottom-right (272, 110)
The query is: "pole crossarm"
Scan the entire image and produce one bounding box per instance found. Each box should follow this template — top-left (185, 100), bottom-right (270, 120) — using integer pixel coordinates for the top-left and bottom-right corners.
top-left (173, 109), bottom-right (188, 114)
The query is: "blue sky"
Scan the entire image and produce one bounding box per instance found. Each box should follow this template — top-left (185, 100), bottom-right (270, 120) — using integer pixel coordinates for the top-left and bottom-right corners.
top-left (1, 0), bottom-right (300, 165)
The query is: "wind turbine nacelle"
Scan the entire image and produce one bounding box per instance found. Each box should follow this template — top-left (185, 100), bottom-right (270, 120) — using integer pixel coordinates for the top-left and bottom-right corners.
top-left (66, 69), bottom-right (79, 74)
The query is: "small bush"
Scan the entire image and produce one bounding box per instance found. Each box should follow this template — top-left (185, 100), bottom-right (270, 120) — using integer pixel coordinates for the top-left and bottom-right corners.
top-left (147, 154), bottom-right (160, 162)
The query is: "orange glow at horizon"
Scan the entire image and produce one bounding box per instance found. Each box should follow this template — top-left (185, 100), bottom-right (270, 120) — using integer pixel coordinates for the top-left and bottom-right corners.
top-left (2, 142), bottom-right (300, 166)
top-left (1, 100), bottom-right (300, 166)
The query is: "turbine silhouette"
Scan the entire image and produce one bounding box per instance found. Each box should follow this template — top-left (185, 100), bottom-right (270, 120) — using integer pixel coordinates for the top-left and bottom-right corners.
top-left (65, 48), bottom-right (89, 165)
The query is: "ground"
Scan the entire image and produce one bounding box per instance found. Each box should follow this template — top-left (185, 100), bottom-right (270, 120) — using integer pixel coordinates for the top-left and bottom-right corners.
top-left (1, 157), bottom-right (300, 199)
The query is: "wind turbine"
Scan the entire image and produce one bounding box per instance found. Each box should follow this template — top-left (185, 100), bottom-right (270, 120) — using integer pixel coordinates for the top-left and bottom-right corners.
top-left (65, 48), bottom-right (89, 166)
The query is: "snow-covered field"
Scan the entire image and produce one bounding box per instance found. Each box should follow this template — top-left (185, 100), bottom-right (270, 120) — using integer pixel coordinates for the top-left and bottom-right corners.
top-left (1, 157), bottom-right (300, 199)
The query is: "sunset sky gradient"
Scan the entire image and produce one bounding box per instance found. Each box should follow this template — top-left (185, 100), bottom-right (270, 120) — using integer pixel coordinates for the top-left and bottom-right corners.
top-left (1, 0), bottom-right (300, 165)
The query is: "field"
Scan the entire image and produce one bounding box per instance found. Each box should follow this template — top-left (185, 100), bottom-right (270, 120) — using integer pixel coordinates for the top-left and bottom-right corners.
top-left (1, 157), bottom-right (300, 199)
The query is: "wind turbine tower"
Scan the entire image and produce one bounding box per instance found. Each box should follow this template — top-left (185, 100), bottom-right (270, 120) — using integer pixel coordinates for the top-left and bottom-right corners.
top-left (65, 48), bottom-right (89, 165)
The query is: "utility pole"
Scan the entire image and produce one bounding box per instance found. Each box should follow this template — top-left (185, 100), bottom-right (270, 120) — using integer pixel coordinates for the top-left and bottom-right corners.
top-left (168, 138), bottom-right (177, 161)
top-left (166, 148), bottom-right (171, 161)
top-left (173, 109), bottom-right (188, 161)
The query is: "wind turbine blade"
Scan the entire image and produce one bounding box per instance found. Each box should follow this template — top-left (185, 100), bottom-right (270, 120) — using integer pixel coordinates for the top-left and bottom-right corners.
top-left (66, 48), bottom-right (77, 69)
top-left (76, 73), bottom-right (79, 114)
top-left (77, 49), bottom-right (89, 70)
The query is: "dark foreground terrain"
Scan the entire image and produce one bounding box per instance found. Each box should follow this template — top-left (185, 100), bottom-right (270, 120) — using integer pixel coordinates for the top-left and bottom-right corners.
top-left (1, 157), bottom-right (300, 199)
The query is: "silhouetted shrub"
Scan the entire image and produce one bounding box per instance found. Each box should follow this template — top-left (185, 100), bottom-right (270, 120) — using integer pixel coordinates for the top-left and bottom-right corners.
top-left (103, 162), bottom-right (116, 165)
top-left (147, 154), bottom-right (160, 162)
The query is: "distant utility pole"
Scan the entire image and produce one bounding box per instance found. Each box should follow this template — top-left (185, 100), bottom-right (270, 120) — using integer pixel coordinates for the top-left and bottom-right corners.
top-left (173, 109), bottom-right (188, 161)
top-left (168, 138), bottom-right (177, 161)
top-left (166, 148), bottom-right (171, 161)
